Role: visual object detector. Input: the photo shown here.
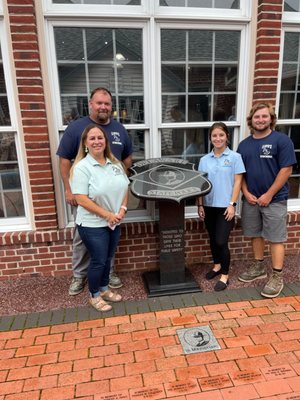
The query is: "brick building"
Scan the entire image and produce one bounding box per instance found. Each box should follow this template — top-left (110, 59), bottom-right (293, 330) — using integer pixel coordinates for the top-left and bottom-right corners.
top-left (0, 0), bottom-right (299, 279)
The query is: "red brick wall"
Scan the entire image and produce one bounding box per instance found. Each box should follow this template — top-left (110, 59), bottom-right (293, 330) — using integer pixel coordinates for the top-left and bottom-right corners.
top-left (253, 0), bottom-right (283, 104)
top-left (1, 0), bottom-right (299, 280)
top-left (1, 214), bottom-right (300, 280)
top-left (8, 0), bottom-right (58, 230)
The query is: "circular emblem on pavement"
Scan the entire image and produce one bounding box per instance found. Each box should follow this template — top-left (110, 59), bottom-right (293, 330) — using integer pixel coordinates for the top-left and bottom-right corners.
top-left (183, 328), bottom-right (211, 347)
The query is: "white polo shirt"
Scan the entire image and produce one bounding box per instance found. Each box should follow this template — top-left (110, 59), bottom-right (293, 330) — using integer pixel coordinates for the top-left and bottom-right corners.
top-left (72, 154), bottom-right (130, 227)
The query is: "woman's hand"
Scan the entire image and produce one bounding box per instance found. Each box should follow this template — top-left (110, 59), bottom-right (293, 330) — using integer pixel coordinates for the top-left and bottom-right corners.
top-left (106, 212), bottom-right (121, 225)
top-left (224, 205), bottom-right (235, 221)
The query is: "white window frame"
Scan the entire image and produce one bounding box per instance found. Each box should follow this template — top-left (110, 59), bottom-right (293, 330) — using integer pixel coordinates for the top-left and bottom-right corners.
top-left (154, 21), bottom-right (251, 217)
top-left (44, 18), bottom-right (153, 226)
top-left (42, 0), bottom-right (252, 225)
top-left (0, 19), bottom-right (33, 232)
top-left (42, 0), bottom-right (147, 17)
top-left (276, 23), bottom-right (300, 210)
top-left (155, 0), bottom-right (251, 20)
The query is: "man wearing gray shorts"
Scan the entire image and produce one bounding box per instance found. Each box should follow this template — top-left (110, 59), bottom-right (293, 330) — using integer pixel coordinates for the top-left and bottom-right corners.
top-left (237, 103), bottom-right (296, 298)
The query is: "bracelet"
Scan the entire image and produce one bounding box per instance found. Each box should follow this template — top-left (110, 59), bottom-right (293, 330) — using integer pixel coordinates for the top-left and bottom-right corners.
top-left (120, 205), bottom-right (127, 213)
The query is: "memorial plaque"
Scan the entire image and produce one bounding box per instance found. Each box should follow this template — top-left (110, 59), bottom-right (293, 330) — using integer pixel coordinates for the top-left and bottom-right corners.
top-left (177, 326), bottom-right (221, 354)
top-left (165, 379), bottom-right (199, 396)
top-left (130, 158), bottom-right (212, 297)
top-left (130, 386), bottom-right (165, 400)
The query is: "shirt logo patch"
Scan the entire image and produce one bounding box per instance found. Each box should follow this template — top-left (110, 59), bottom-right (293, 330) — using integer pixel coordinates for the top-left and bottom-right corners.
top-left (223, 159), bottom-right (232, 167)
top-left (111, 165), bottom-right (122, 175)
top-left (111, 131), bottom-right (120, 142)
top-left (260, 144), bottom-right (272, 158)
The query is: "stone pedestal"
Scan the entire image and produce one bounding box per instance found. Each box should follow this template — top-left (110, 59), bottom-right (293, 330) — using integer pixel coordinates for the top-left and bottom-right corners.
top-left (130, 158), bottom-right (212, 297)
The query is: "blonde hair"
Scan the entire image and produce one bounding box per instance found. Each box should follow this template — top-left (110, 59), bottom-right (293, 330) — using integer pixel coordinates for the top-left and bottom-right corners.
top-left (247, 102), bottom-right (277, 130)
top-left (70, 124), bottom-right (120, 180)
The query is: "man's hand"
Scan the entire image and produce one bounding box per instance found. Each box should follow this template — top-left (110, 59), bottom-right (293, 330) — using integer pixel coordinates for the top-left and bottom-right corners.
top-left (244, 192), bottom-right (258, 205)
top-left (257, 192), bottom-right (272, 207)
top-left (65, 189), bottom-right (77, 207)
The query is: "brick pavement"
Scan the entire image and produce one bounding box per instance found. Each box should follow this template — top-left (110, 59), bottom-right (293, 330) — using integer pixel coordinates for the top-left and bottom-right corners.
top-left (1, 284), bottom-right (300, 399)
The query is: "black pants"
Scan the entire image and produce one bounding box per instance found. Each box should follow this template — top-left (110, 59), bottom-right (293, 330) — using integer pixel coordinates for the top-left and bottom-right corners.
top-left (204, 206), bottom-right (235, 275)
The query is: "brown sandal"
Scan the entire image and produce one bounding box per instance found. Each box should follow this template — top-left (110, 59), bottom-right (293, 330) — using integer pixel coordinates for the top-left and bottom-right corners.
top-left (101, 290), bottom-right (122, 302)
top-left (89, 296), bottom-right (112, 312)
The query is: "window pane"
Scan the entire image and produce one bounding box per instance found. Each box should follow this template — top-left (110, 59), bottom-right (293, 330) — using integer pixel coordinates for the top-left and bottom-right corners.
top-left (214, 94), bottom-right (236, 120)
top-left (161, 29), bottom-right (240, 124)
top-left (279, 32), bottom-right (300, 120)
top-left (161, 30), bottom-right (186, 61)
top-left (279, 93), bottom-right (295, 119)
top-left (214, 65), bottom-right (238, 91)
top-left (0, 52), bottom-right (10, 125)
top-left (188, 66), bottom-right (212, 92)
top-left (284, 0), bottom-right (300, 11)
top-left (58, 64), bottom-right (87, 94)
top-left (276, 125), bottom-right (299, 199)
top-left (281, 64), bottom-right (297, 90)
top-left (54, 27), bottom-right (144, 126)
top-left (0, 133), bottom-right (25, 218)
top-left (86, 29), bottom-right (113, 61)
top-left (188, 95), bottom-right (211, 121)
top-left (162, 97), bottom-right (186, 123)
top-left (215, 31), bottom-right (240, 61)
top-left (160, 0), bottom-right (240, 8)
top-left (53, 0), bottom-right (141, 4)
top-left (189, 31), bottom-right (213, 61)
top-left (55, 28), bottom-right (84, 61)
top-left (161, 127), bottom-right (207, 166)
top-left (162, 65), bottom-right (186, 92)
top-left (283, 33), bottom-right (299, 62)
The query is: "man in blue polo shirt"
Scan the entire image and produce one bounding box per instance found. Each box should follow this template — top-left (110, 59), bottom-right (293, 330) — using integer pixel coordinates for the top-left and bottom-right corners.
top-left (57, 87), bottom-right (132, 296)
top-left (237, 102), bottom-right (296, 298)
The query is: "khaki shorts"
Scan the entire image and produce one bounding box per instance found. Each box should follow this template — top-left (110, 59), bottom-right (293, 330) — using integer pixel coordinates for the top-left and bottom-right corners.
top-left (241, 200), bottom-right (288, 243)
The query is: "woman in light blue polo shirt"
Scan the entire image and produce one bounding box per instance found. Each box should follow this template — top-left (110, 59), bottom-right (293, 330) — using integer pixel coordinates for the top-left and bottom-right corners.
top-left (71, 124), bottom-right (129, 312)
top-left (197, 122), bottom-right (245, 291)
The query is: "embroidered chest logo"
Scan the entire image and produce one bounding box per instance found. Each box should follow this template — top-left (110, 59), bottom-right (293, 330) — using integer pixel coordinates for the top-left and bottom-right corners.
top-left (223, 159), bottom-right (232, 167)
top-left (261, 144), bottom-right (272, 158)
top-left (111, 131), bottom-right (121, 143)
top-left (111, 166), bottom-right (122, 175)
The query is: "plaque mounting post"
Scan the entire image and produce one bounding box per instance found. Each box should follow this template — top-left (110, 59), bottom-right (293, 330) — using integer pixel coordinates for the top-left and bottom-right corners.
top-left (129, 158), bottom-right (212, 297)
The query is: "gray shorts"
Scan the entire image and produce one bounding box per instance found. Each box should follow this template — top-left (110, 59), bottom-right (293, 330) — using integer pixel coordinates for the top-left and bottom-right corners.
top-left (241, 200), bottom-right (288, 243)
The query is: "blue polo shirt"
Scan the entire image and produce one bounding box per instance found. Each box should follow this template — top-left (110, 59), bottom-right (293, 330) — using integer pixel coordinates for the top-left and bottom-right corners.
top-left (198, 147), bottom-right (245, 207)
top-left (71, 154), bottom-right (130, 227)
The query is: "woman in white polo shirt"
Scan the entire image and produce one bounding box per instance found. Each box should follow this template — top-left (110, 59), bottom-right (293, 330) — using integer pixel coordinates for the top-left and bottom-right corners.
top-left (197, 122), bottom-right (245, 291)
top-left (71, 124), bottom-right (129, 312)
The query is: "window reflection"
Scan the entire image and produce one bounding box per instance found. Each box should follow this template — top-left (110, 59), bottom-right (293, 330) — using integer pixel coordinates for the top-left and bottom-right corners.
top-left (159, 0), bottom-right (240, 8)
top-left (284, 0), bottom-right (300, 12)
top-left (279, 32), bottom-right (300, 120)
top-left (0, 133), bottom-right (25, 218)
top-left (53, 0), bottom-right (141, 4)
top-left (54, 27), bottom-right (144, 126)
top-left (161, 29), bottom-right (240, 123)
top-left (161, 127), bottom-right (207, 167)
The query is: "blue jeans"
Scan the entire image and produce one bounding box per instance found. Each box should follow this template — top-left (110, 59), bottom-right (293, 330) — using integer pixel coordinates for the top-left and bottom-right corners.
top-left (77, 225), bottom-right (121, 297)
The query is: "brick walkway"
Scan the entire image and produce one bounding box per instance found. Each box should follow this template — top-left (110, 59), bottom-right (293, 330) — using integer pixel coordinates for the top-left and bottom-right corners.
top-left (1, 284), bottom-right (300, 399)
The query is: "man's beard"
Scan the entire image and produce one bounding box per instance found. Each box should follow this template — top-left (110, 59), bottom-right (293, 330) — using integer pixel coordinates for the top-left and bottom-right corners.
top-left (96, 111), bottom-right (110, 124)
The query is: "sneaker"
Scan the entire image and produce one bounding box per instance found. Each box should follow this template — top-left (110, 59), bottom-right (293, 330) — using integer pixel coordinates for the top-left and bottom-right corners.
top-left (261, 271), bottom-right (284, 298)
top-left (238, 260), bottom-right (267, 283)
top-left (109, 272), bottom-right (123, 289)
top-left (69, 277), bottom-right (87, 296)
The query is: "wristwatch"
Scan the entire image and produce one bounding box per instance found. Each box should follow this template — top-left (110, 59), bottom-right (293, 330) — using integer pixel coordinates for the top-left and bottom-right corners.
top-left (229, 201), bottom-right (237, 207)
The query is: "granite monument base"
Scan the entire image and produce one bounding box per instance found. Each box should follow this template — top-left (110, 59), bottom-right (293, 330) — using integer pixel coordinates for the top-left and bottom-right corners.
top-left (143, 269), bottom-right (201, 297)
